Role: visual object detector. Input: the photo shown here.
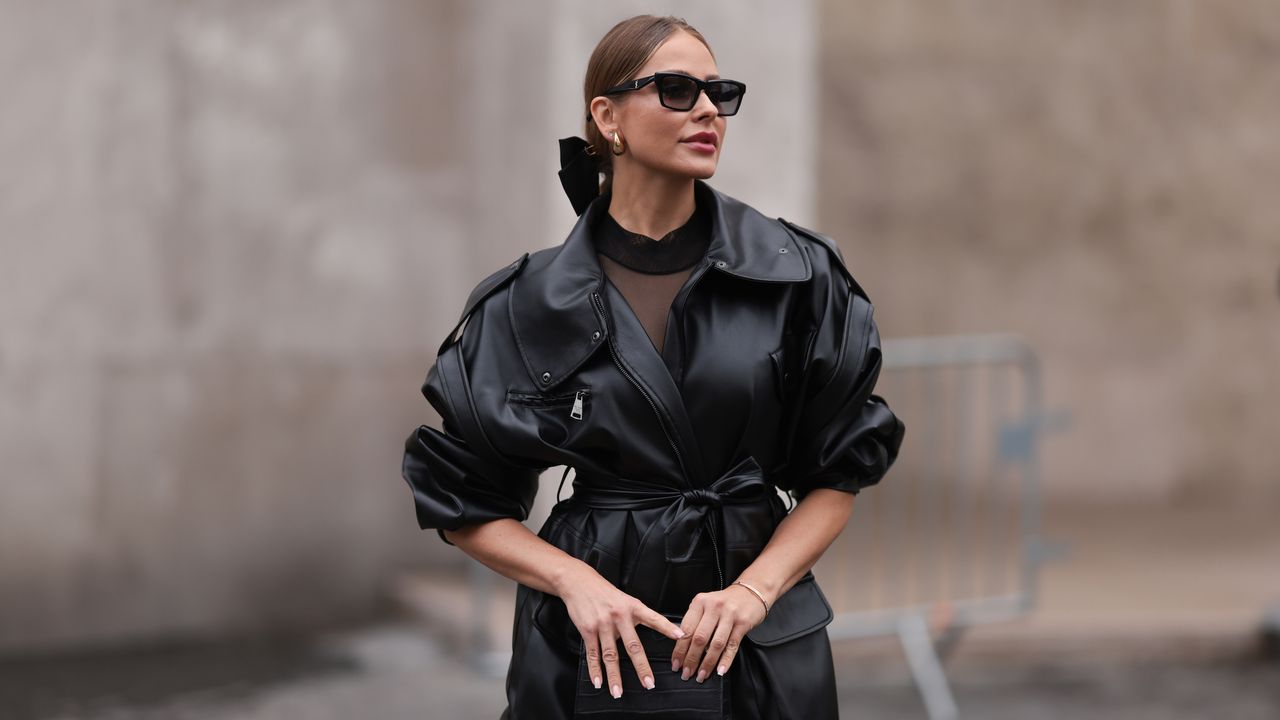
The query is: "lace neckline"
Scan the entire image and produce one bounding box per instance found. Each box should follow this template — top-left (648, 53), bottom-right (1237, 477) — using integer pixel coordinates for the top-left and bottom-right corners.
top-left (593, 200), bottom-right (712, 274)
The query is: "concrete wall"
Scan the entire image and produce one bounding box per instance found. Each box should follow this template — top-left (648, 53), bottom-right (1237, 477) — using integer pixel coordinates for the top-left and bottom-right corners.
top-left (817, 0), bottom-right (1280, 506)
top-left (0, 0), bottom-right (478, 653)
top-left (0, 0), bottom-right (816, 654)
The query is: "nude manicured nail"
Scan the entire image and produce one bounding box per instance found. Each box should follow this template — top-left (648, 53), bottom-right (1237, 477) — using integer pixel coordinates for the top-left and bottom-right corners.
top-left (681, 668), bottom-right (691, 681)
top-left (672, 659), bottom-right (680, 672)
top-left (592, 675), bottom-right (601, 689)
top-left (611, 683), bottom-right (621, 699)
top-left (717, 665), bottom-right (727, 676)
top-left (643, 675), bottom-right (655, 689)
top-left (696, 669), bottom-right (708, 683)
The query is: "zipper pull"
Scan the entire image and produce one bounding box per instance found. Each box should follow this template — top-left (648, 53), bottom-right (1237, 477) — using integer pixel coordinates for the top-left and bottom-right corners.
top-left (569, 390), bottom-right (585, 420)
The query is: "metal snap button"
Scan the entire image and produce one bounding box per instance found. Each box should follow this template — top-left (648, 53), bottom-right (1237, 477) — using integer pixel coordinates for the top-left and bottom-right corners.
top-left (591, 330), bottom-right (601, 341)
top-left (541, 372), bottom-right (551, 383)
top-left (715, 260), bottom-right (727, 268)
top-left (778, 247), bottom-right (789, 254)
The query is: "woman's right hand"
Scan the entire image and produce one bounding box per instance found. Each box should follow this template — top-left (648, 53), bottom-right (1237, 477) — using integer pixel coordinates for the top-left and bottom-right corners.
top-left (557, 561), bottom-right (685, 699)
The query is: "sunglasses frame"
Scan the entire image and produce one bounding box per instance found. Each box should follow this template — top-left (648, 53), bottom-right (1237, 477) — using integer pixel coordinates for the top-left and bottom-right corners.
top-left (601, 71), bottom-right (746, 116)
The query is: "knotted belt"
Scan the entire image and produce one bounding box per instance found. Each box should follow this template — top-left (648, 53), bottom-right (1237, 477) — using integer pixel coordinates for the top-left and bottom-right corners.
top-left (568, 456), bottom-right (774, 589)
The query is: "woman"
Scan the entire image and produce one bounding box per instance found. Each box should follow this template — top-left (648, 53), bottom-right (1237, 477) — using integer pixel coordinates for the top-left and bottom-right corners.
top-left (402, 14), bottom-right (905, 719)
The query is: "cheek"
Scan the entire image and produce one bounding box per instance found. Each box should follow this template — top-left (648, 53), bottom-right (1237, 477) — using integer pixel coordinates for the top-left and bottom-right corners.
top-left (631, 113), bottom-right (684, 150)
top-left (654, 113), bottom-right (689, 144)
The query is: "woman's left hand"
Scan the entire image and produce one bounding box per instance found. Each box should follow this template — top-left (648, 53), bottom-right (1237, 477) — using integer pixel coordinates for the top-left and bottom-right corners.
top-left (672, 584), bottom-right (769, 682)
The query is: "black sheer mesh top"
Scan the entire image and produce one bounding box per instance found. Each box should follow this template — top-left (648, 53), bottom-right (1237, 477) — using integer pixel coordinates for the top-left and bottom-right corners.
top-left (592, 197), bottom-right (712, 274)
top-left (589, 196), bottom-right (713, 355)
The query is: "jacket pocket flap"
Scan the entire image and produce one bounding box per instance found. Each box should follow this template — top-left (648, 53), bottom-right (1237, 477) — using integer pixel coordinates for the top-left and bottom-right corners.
top-left (744, 572), bottom-right (834, 647)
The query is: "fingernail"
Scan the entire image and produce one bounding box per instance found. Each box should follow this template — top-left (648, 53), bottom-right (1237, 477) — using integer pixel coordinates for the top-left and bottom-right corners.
top-left (643, 675), bottom-right (655, 689)
top-left (675, 629), bottom-right (686, 638)
top-left (671, 659), bottom-right (680, 672)
top-left (681, 668), bottom-right (691, 681)
top-left (611, 683), bottom-right (621, 699)
top-left (592, 675), bottom-right (601, 689)
top-left (717, 665), bottom-right (727, 676)
top-left (696, 669), bottom-right (707, 683)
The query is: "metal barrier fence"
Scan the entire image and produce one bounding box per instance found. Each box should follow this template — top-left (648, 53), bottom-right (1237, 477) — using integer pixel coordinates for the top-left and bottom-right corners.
top-left (813, 333), bottom-right (1066, 719)
top-left (447, 333), bottom-right (1065, 718)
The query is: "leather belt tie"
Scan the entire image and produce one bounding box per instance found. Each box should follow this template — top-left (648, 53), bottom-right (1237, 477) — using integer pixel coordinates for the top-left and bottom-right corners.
top-left (569, 456), bottom-right (773, 588)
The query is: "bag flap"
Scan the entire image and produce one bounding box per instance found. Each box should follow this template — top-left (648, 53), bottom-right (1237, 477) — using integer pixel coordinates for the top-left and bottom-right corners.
top-left (744, 571), bottom-right (834, 647)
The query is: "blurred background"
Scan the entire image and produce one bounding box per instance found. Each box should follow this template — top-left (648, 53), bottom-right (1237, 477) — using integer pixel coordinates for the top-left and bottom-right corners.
top-left (1, 1), bottom-right (1277, 718)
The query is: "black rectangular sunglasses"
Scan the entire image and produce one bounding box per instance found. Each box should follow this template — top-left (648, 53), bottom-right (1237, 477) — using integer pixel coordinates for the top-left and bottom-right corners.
top-left (602, 71), bottom-right (746, 116)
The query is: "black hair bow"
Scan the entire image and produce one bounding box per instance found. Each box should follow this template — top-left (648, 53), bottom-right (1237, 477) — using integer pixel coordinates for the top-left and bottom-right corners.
top-left (557, 136), bottom-right (602, 216)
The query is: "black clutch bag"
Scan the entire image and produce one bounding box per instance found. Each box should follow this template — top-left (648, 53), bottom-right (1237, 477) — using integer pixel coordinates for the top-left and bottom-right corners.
top-left (572, 613), bottom-right (729, 719)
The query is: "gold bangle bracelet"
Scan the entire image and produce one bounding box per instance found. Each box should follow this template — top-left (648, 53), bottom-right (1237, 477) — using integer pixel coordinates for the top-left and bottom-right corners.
top-left (730, 580), bottom-right (770, 616)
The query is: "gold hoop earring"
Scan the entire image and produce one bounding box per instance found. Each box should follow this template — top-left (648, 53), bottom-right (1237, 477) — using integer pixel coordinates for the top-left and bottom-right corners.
top-left (611, 131), bottom-right (625, 156)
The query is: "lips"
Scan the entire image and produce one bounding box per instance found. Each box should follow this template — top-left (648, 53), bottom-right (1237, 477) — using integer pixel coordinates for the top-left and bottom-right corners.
top-left (681, 132), bottom-right (718, 146)
top-left (681, 131), bottom-right (718, 153)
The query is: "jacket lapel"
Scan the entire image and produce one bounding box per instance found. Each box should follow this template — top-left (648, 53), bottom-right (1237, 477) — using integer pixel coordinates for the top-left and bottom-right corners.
top-left (507, 201), bottom-right (609, 394)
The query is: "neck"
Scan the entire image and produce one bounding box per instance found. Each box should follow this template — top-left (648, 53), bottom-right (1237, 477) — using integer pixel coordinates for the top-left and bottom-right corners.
top-left (607, 167), bottom-right (696, 240)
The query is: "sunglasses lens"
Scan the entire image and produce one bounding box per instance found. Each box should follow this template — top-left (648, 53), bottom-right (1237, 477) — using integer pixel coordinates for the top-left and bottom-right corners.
top-left (657, 75), bottom-right (699, 110)
top-left (706, 82), bottom-right (743, 116)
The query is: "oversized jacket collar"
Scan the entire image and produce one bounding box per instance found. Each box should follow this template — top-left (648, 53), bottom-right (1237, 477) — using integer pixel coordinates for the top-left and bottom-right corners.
top-left (509, 180), bottom-right (814, 392)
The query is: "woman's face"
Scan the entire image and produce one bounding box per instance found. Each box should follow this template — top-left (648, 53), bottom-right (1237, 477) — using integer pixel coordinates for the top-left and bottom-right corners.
top-left (603, 31), bottom-right (727, 182)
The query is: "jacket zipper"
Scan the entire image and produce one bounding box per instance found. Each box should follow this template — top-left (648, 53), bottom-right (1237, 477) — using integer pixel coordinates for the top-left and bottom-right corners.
top-left (592, 291), bottom-right (685, 474)
top-left (591, 290), bottom-right (725, 589)
top-left (666, 258), bottom-right (713, 388)
top-left (508, 388), bottom-right (590, 420)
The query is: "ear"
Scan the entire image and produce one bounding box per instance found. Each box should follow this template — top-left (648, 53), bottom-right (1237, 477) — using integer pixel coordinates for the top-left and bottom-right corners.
top-left (589, 96), bottom-right (620, 138)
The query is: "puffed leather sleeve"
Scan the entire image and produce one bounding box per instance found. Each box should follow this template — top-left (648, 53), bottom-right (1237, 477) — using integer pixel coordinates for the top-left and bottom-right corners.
top-left (402, 359), bottom-right (542, 546)
top-left (776, 241), bottom-right (906, 502)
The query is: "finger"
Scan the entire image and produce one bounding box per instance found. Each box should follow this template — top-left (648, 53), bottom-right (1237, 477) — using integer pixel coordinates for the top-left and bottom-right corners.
top-left (715, 625), bottom-right (748, 678)
top-left (599, 625), bottom-right (622, 699)
top-left (681, 607), bottom-right (719, 681)
top-left (671, 603), bottom-right (704, 674)
top-left (695, 615), bottom-right (735, 683)
top-left (617, 624), bottom-right (655, 690)
top-left (581, 629), bottom-right (602, 690)
top-left (636, 604), bottom-right (686, 642)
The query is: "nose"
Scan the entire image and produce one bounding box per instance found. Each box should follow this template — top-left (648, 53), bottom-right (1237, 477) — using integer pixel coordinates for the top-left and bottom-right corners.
top-left (691, 87), bottom-right (719, 121)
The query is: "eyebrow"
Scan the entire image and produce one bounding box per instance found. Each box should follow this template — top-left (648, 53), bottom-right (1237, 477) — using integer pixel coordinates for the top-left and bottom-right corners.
top-left (660, 68), bottom-right (721, 80)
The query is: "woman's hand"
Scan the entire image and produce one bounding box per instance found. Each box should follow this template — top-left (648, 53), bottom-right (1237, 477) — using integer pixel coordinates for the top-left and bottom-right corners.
top-left (557, 562), bottom-right (686, 699)
top-left (672, 584), bottom-right (769, 682)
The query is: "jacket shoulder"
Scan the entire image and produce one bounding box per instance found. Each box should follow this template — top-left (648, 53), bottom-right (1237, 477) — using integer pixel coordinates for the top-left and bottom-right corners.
top-left (436, 251), bottom-right (529, 356)
top-left (778, 218), bottom-right (870, 302)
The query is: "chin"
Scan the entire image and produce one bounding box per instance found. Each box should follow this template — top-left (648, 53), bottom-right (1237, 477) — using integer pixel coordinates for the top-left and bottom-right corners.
top-left (673, 160), bottom-right (719, 181)
top-left (646, 158), bottom-right (719, 183)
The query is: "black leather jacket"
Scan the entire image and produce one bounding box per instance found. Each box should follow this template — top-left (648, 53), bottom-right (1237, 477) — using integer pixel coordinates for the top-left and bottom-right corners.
top-left (402, 179), bottom-right (905, 719)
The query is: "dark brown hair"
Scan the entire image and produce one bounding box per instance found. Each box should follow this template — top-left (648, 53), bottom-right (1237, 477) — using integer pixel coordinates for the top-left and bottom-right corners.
top-left (583, 15), bottom-right (714, 195)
